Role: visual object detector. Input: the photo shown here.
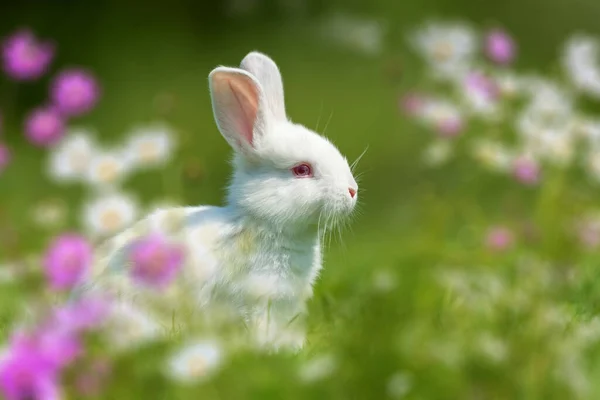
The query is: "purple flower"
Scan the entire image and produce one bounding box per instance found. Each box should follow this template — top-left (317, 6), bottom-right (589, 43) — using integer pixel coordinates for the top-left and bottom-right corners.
top-left (512, 157), bottom-right (540, 185)
top-left (43, 233), bottom-right (92, 290)
top-left (0, 143), bottom-right (10, 173)
top-left (128, 234), bottom-right (184, 289)
top-left (0, 332), bottom-right (61, 400)
top-left (50, 69), bottom-right (100, 117)
top-left (485, 226), bottom-right (514, 251)
top-left (485, 29), bottom-right (516, 65)
top-left (24, 107), bottom-right (66, 147)
top-left (2, 29), bottom-right (54, 81)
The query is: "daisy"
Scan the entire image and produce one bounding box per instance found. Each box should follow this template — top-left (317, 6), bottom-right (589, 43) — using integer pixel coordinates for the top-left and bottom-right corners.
top-left (125, 123), bottom-right (176, 168)
top-left (47, 128), bottom-right (96, 183)
top-left (562, 35), bottom-right (600, 98)
top-left (82, 191), bottom-right (139, 238)
top-left (166, 338), bottom-right (223, 384)
top-left (410, 21), bottom-right (477, 81)
top-left (85, 148), bottom-right (132, 189)
top-left (516, 102), bottom-right (576, 166)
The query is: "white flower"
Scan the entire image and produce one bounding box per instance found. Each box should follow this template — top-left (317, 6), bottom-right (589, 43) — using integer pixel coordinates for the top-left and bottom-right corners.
top-left (104, 302), bottom-right (163, 351)
top-left (298, 353), bottom-right (338, 383)
top-left (562, 35), bottom-right (600, 98)
top-left (516, 98), bottom-right (577, 166)
top-left (422, 140), bottom-right (453, 166)
top-left (47, 128), bottom-right (96, 183)
top-left (31, 198), bottom-right (67, 229)
top-left (321, 13), bottom-right (386, 56)
top-left (85, 148), bottom-right (133, 189)
top-left (521, 76), bottom-right (575, 112)
top-left (82, 192), bottom-right (139, 238)
top-left (125, 123), bottom-right (176, 168)
top-left (166, 338), bottom-right (223, 384)
top-left (410, 21), bottom-right (476, 81)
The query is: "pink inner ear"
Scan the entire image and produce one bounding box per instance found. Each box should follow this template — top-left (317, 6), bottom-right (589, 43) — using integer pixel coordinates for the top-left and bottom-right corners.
top-left (225, 77), bottom-right (259, 146)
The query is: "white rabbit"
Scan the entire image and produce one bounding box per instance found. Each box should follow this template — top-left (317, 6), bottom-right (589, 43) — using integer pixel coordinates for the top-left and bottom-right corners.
top-left (82, 51), bottom-right (359, 351)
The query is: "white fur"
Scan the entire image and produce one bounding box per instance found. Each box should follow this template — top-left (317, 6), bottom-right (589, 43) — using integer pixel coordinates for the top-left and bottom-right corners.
top-left (83, 52), bottom-right (358, 351)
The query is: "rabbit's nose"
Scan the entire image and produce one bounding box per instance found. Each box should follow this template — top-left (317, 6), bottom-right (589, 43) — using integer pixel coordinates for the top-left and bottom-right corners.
top-left (348, 188), bottom-right (357, 198)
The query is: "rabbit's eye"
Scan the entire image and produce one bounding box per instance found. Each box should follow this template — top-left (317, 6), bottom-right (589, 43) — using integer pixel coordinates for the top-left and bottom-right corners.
top-left (292, 163), bottom-right (313, 178)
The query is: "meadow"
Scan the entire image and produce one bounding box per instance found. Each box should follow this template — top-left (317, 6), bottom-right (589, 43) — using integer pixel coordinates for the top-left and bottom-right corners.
top-left (3, 0), bottom-right (600, 398)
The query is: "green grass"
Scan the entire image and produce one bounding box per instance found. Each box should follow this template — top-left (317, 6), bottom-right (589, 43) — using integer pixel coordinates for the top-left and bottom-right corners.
top-left (3, 1), bottom-right (600, 399)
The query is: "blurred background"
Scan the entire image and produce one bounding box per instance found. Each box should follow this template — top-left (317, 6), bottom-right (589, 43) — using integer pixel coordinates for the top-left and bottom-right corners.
top-left (3, 0), bottom-right (600, 398)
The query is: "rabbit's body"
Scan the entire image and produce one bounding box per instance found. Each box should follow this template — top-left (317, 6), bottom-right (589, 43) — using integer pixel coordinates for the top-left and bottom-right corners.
top-left (83, 52), bottom-right (358, 351)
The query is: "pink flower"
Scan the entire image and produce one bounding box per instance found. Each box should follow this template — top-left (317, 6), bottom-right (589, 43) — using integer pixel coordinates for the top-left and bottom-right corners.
top-left (485, 226), bottom-right (514, 251)
top-left (512, 157), bottom-right (540, 185)
top-left (2, 29), bottom-right (54, 81)
top-left (33, 328), bottom-right (83, 370)
top-left (465, 72), bottom-right (499, 101)
top-left (50, 69), bottom-right (100, 117)
top-left (43, 233), bottom-right (92, 290)
top-left (24, 107), bottom-right (66, 147)
top-left (0, 143), bottom-right (10, 173)
top-left (0, 332), bottom-right (61, 400)
top-left (436, 117), bottom-right (464, 137)
top-left (485, 29), bottom-right (516, 65)
top-left (128, 234), bottom-right (185, 289)
top-left (52, 296), bottom-right (111, 333)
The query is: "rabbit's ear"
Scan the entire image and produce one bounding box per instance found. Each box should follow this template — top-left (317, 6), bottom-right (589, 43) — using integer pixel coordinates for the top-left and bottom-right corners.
top-left (209, 66), bottom-right (266, 154)
top-left (240, 52), bottom-right (286, 122)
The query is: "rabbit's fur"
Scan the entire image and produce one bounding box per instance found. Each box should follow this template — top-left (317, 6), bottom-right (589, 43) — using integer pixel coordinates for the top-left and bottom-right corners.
top-left (84, 52), bottom-right (359, 351)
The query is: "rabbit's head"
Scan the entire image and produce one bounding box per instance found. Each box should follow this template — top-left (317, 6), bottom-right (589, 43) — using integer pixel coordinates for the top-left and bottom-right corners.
top-left (209, 52), bottom-right (358, 232)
